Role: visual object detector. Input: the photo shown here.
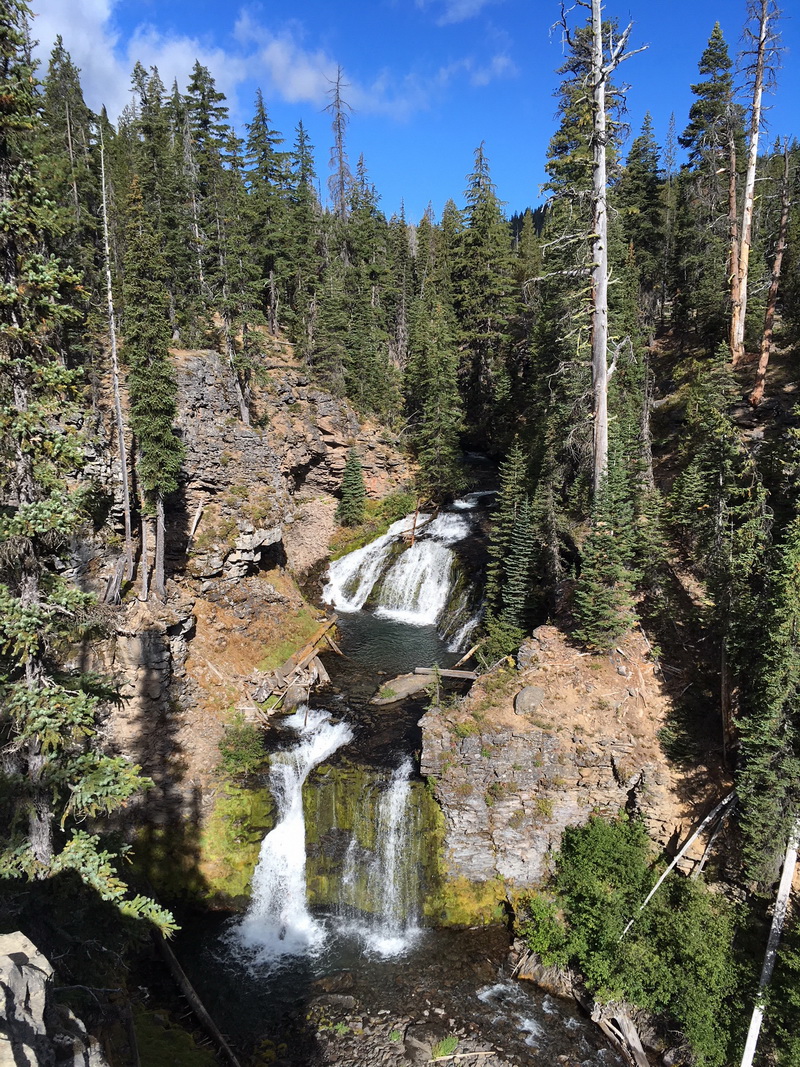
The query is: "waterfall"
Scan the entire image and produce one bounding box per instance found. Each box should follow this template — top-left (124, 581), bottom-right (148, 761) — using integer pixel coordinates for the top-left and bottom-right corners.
top-left (336, 758), bottom-right (422, 957)
top-left (324, 504), bottom-right (481, 642)
top-left (322, 513), bottom-right (430, 612)
top-left (229, 707), bottom-right (352, 966)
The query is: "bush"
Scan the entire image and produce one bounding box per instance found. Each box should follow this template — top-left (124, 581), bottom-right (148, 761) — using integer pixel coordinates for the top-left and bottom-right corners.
top-left (218, 714), bottom-right (267, 777)
top-left (520, 815), bottom-right (740, 1067)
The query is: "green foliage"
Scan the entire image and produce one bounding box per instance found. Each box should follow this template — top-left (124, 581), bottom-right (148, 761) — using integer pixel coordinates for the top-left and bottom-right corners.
top-left (520, 816), bottom-right (739, 1066)
top-left (336, 448), bottom-right (367, 526)
top-left (0, 3), bottom-right (172, 936)
top-left (573, 457), bottom-right (639, 651)
top-left (736, 515), bottom-right (800, 886)
top-left (431, 1035), bottom-right (458, 1059)
top-left (478, 614), bottom-right (525, 667)
top-left (517, 893), bottom-right (569, 966)
top-left (218, 714), bottom-right (268, 778)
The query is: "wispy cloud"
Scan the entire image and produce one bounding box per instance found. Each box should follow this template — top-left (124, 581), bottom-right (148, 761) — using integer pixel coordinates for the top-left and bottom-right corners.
top-left (31, 1), bottom-right (514, 127)
top-left (416, 0), bottom-right (504, 26)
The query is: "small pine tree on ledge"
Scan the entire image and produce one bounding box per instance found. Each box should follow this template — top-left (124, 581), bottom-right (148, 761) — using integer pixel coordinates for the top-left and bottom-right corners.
top-left (336, 448), bottom-right (366, 526)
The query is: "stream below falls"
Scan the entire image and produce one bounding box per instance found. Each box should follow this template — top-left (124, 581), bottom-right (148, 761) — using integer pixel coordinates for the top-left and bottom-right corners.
top-left (172, 494), bottom-right (624, 1066)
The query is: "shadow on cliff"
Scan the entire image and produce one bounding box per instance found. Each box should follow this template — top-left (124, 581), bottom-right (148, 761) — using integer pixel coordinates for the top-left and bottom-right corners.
top-left (639, 567), bottom-right (729, 804)
top-left (125, 648), bottom-right (211, 911)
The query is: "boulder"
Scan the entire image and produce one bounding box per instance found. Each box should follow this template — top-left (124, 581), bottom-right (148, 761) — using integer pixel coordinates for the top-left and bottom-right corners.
top-left (514, 686), bottom-right (546, 716)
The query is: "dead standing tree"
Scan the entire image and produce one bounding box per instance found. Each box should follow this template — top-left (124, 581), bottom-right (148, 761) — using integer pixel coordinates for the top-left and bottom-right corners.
top-left (562, 1), bottom-right (646, 498)
top-left (750, 141), bottom-right (792, 406)
top-left (731, 0), bottom-right (781, 366)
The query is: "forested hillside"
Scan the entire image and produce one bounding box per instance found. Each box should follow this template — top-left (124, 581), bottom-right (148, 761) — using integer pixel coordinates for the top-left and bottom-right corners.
top-left (2, 0), bottom-right (800, 1062)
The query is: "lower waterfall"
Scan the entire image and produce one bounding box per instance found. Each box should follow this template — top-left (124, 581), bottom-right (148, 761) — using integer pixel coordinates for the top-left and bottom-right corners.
top-left (336, 758), bottom-right (422, 957)
top-left (229, 707), bottom-right (353, 966)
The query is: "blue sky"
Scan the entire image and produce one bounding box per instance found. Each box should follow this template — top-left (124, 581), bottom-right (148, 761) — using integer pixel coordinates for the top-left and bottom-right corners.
top-left (34, 0), bottom-right (800, 221)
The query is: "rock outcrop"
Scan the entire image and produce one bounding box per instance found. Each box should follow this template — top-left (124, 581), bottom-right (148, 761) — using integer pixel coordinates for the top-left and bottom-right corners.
top-left (421, 626), bottom-right (729, 902)
top-left (0, 933), bottom-right (108, 1066)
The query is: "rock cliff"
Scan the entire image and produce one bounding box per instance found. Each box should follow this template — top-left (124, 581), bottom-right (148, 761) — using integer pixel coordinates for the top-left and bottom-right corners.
top-left (0, 933), bottom-right (108, 1067)
top-left (420, 625), bottom-right (730, 906)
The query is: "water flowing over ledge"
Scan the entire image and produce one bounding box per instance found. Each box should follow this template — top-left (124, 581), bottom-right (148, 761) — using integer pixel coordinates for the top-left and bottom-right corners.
top-left (323, 496), bottom-right (488, 650)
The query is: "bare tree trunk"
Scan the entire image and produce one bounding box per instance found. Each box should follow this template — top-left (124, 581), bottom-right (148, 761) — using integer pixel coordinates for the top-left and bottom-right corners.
top-left (750, 143), bottom-right (791, 406)
top-left (64, 100), bottom-right (81, 227)
top-left (590, 0), bottom-right (610, 499)
top-left (140, 509), bottom-right (151, 602)
top-left (153, 494), bottom-right (167, 601)
top-left (100, 135), bottom-right (134, 587)
top-left (727, 123), bottom-right (741, 358)
top-left (578, 0), bottom-right (644, 498)
top-left (740, 819), bottom-right (799, 1067)
top-left (732, 0), bottom-right (774, 365)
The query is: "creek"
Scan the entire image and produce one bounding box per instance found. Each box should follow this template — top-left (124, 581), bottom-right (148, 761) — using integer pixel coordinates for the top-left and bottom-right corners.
top-left (173, 495), bottom-right (622, 1065)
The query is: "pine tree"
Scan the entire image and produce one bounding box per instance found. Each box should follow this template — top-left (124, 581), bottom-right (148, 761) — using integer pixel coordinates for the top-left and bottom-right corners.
top-left (617, 114), bottom-right (665, 325)
top-left (573, 455), bottom-right (639, 651)
top-left (406, 293), bottom-right (464, 501)
top-left (245, 89), bottom-right (289, 333)
top-left (0, 0), bottom-right (173, 932)
top-left (336, 448), bottom-right (366, 526)
top-left (673, 24), bottom-right (742, 348)
top-left (453, 144), bottom-right (515, 441)
top-left (283, 121), bottom-right (320, 357)
top-left (485, 439), bottom-right (531, 616)
top-left (122, 178), bottom-right (184, 601)
top-left (737, 515), bottom-right (800, 886)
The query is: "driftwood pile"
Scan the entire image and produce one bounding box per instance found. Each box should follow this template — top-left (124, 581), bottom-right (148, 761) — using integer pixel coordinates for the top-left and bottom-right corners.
top-left (243, 615), bottom-right (340, 724)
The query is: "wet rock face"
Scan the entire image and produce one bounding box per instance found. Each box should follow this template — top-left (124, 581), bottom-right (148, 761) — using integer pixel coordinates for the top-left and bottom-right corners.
top-left (0, 933), bottom-right (109, 1067)
top-left (420, 626), bottom-right (724, 900)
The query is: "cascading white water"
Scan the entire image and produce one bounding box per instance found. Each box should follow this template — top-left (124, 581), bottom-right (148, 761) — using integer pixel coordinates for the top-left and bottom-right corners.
top-left (336, 758), bottom-right (422, 957)
top-left (322, 513), bottom-right (430, 613)
top-left (324, 506), bottom-right (477, 637)
top-left (229, 707), bottom-right (352, 966)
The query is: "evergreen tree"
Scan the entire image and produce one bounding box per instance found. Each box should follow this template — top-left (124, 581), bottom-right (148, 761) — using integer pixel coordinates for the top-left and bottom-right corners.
top-left (453, 144), bottom-right (515, 441)
top-left (573, 454), bottom-right (639, 651)
top-left (122, 179), bottom-right (184, 600)
top-left (737, 514), bottom-right (800, 887)
top-left (617, 114), bottom-right (665, 325)
top-left (485, 439), bottom-right (531, 615)
top-left (336, 448), bottom-right (366, 526)
top-left (406, 293), bottom-right (464, 501)
top-left (245, 89), bottom-right (289, 333)
top-left (0, 0), bottom-right (173, 932)
top-left (673, 24), bottom-right (742, 347)
top-left (283, 121), bottom-right (321, 357)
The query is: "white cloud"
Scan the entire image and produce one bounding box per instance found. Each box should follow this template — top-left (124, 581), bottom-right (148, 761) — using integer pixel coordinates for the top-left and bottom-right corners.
top-left (30, 1), bottom-right (514, 129)
top-left (416, 0), bottom-right (503, 26)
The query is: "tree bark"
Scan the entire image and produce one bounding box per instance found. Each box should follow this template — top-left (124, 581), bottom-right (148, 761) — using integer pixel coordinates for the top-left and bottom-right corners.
top-left (590, 0), bottom-right (610, 498)
top-left (100, 135), bottom-right (134, 587)
top-left (727, 122), bottom-right (741, 358)
top-left (153, 494), bottom-right (167, 601)
top-left (750, 143), bottom-right (791, 406)
top-left (140, 509), bottom-right (151, 602)
top-left (732, 0), bottom-right (773, 365)
top-left (740, 819), bottom-right (799, 1067)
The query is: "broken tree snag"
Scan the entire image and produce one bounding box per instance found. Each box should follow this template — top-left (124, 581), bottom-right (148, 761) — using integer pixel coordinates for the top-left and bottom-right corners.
top-left (732, 0), bottom-right (781, 366)
top-left (750, 141), bottom-right (792, 407)
top-left (739, 819), bottom-right (800, 1067)
top-left (561, 0), bottom-right (646, 498)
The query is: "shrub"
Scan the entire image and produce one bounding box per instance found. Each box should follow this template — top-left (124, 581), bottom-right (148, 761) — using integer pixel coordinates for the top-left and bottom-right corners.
top-left (218, 714), bottom-right (267, 777)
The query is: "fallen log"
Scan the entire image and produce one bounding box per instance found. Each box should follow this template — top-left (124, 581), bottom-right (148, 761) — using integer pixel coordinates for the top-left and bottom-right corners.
top-left (152, 932), bottom-right (242, 1067)
top-left (413, 667), bottom-right (478, 680)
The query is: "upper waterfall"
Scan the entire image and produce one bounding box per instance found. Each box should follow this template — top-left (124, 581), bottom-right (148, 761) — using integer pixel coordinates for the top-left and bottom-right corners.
top-left (323, 499), bottom-right (485, 645)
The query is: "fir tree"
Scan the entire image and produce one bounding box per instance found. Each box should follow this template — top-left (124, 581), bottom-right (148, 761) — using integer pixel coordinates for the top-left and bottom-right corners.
top-left (406, 293), bottom-right (464, 501)
top-left (336, 448), bottom-right (366, 526)
top-left (0, 0), bottom-right (173, 932)
top-left (737, 515), bottom-right (800, 887)
top-left (122, 178), bottom-right (184, 601)
top-left (573, 454), bottom-right (639, 651)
